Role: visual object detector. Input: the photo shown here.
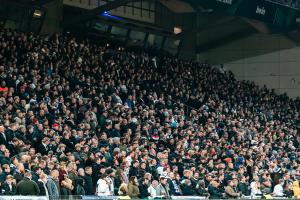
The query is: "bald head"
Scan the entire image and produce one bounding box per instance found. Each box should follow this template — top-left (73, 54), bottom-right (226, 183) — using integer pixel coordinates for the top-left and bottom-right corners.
top-left (0, 125), bottom-right (5, 133)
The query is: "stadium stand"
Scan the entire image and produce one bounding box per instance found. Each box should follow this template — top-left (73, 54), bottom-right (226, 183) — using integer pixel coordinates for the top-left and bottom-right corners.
top-left (0, 28), bottom-right (299, 199)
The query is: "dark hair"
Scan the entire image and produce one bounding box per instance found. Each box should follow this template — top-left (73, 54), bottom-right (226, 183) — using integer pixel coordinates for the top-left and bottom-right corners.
top-left (129, 176), bottom-right (137, 185)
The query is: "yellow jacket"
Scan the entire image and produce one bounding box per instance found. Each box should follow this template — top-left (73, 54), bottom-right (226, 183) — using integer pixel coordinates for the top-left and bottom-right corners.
top-left (293, 181), bottom-right (300, 198)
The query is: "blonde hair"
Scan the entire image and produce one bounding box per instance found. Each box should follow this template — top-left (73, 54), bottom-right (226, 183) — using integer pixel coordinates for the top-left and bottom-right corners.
top-left (118, 183), bottom-right (128, 195)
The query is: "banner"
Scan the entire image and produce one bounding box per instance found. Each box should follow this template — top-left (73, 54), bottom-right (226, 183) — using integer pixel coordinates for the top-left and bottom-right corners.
top-left (0, 197), bottom-right (48, 200)
top-left (195, 0), bottom-right (300, 30)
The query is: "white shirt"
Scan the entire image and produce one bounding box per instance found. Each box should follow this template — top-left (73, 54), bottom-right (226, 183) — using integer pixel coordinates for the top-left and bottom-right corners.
top-left (148, 185), bottom-right (157, 199)
top-left (126, 156), bottom-right (132, 166)
top-left (96, 179), bottom-right (111, 196)
top-left (250, 181), bottom-right (262, 196)
top-left (273, 184), bottom-right (284, 197)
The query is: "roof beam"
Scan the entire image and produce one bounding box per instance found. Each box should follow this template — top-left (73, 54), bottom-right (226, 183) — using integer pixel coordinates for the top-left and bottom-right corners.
top-left (64, 0), bottom-right (154, 28)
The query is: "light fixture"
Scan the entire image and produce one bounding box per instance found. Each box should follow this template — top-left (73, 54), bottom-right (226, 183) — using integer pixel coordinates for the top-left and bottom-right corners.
top-left (173, 26), bottom-right (182, 34)
top-left (33, 9), bottom-right (43, 18)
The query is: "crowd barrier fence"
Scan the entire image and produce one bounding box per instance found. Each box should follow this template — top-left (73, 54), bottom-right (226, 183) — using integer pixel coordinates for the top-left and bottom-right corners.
top-left (0, 196), bottom-right (293, 200)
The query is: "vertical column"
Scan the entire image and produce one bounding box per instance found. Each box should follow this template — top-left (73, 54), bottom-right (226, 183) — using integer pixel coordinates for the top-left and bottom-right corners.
top-left (40, 0), bottom-right (63, 34)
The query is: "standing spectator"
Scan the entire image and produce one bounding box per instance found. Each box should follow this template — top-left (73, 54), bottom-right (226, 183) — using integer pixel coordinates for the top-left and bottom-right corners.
top-left (83, 166), bottom-right (94, 195)
top-left (47, 171), bottom-right (60, 200)
top-left (0, 126), bottom-right (8, 146)
top-left (105, 168), bottom-right (115, 195)
top-left (128, 176), bottom-right (140, 198)
top-left (37, 173), bottom-right (49, 196)
top-left (16, 172), bottom-right (40, 195)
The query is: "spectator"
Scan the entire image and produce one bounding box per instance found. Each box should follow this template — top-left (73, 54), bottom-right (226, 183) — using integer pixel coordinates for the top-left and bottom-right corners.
top-left (250, 175), bottom-right (262, 197)
top-left (0, 28), bottom-right (299, 199)
top-left (293, 180), bottom-right (300, 198)
top-left (181, 179), bottom-right (197, 196)
top-left (148, 180), bottom-right (158, 199)
top-left (128, 176), bottom-right (140, 198)
top-left (225, 179), bottom-right (240, 198)
top-left (61, 177), bottom-right (74, 197)
top-left (139, 177), bottom-right (150, 199)
top-left (47, 170), bottom-right (60, 200)
top-left (96, 173), bottom-right (110, 196)
top-left (168, 172), bottom-right (181, 196)
top-left (237, 176), bottom-right (250, 196)
top-left (118, 183), bottom-right (130, 200)
top-left (83, 166), bottom-right (94, 195)
top-left (196, 180), bottom-right (209, 197)
top-left (273, 179), bottom-right (285, 197)
top-left (2, 175), bottom-right (16, 195)
top-left (156, 177), bottom-right (170, 198)
top-left (75, 178), bottom-right (86, 195)
top-left (208, 181), bottom-right (223, 199)
top-left (37, 173), bottom-right (49, 196)
top-left (16, 172), bottom-right (40, 195)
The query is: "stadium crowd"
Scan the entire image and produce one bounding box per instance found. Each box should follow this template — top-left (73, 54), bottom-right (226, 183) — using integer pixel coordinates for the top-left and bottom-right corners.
top-left (0, 28), bottom-right (299, 199)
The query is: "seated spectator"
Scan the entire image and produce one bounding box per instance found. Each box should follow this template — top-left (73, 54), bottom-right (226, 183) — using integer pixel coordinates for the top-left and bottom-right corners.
top-left (208, 181), bottom-right (223, 199)
top-left (250, 175), bottom-right (262, 197)
top-left (196, 180), bottom-right (209, 197)
top-left (118, 183), bottom-right (130, 199)
top-left (61, 177), bottom-right (74, 198)
top-left (156, 176), bottom-right (170, 198)
top-left (75, 178), bottom-right (86, 196)
top-left (293, 180), bottom-right (300, 198)
top-left (148, 180), bottom-right (158, 199)
top-left (237, 176), bottom-right (250, 196)
top-left (128, 176), bottom-right (140, 198)
top-left (139, 177), bottom-right (150, 199)
top-left (96, 173), bottom-right (110, 196)
top-left (225, 179), bottom-right (240, 198)
top-left (2, 175), bottom-right (16, 195)
top-left (273, 179), bottom-right (285, 197)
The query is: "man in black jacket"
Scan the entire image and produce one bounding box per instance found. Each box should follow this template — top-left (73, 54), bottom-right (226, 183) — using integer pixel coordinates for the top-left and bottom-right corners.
top-left (16, 172), bottom-right (40, 195)
top-left (0, 125), bottom-right (8, 146)
top-left (168, 172), bottom-right (182, 196)
top-left (38, 137), bottom-right (50, 156)
top-left (139, 178), bottom-right (150, 199)
top-left (83, 166), bottom-right (94, 195)
top-left (208, 180), bottom-right (223, 199)
top-left (181, 179), bottom-right (197, 196)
